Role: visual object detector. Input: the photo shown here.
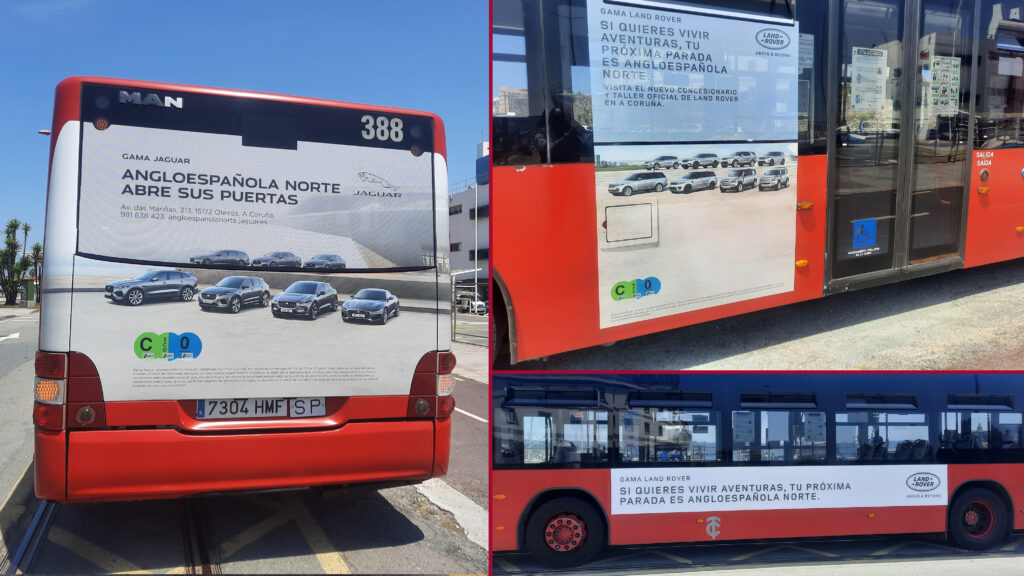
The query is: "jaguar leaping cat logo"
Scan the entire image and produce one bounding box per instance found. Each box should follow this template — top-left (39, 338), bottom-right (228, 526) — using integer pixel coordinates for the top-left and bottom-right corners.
top-left (358, 172), bottom-right (400, 191)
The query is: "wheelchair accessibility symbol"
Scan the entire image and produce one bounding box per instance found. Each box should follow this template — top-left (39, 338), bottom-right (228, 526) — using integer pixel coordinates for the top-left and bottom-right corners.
top-left (852, 218), bottom-right (877, 249)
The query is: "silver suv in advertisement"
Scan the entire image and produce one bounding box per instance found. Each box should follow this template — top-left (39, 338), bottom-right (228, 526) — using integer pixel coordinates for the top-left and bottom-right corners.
top-left (719, 169), bottom-right (758, 192)
top-left (199, 276), bottom-right (271, 313)
top-left (757, 151), bottom-right (788, 165)
top-left (643, 155), bottom-right (680, 170)
top-left (608, 172), bottom-right (667, 196)
top-left (681, 153), bottom-right (719, 168)
top-left (759, 167), bottom-right (790, 190)
top-left (722, 151), bottom-right (757, 167)
top-left (669, 171), bottom-right (717, 194)
top-left (105, 270), bottom-right (198, 306)
top-left (189, 249), bottom-right (250, 267)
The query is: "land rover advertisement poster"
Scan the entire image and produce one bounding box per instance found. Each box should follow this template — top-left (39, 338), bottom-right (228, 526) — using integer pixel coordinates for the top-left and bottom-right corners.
top-left (588, 1), bottom-right (800, 329)
top-left (68, 84), bottom-right (441, 403)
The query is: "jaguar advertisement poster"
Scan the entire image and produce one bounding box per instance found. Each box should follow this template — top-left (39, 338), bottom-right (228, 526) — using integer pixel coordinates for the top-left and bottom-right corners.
top-left (64, 84), bottom-right (444, 403)
top-left (587, 1), bottom-right (800, 329)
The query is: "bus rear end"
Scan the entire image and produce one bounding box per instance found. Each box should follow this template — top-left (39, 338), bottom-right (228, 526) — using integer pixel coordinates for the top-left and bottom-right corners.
top-left (35, 77), bottom-right (454, 502)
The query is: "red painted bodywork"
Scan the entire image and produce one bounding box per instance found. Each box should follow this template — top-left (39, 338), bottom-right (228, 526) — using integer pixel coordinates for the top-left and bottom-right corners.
top-left (491, 465), bottom-right (1024, 552)
top-left (964, 148), bottom-right (1024, 267)
top-left (36, 77), bottom-right (451, 503)
top-left (493, 156), bottom-right (828, 362)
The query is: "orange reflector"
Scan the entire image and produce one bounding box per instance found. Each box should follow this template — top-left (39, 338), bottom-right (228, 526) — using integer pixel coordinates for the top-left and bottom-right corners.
top-left (493, 494), bottom-right (507, 500)
top-left (868, 513), bottom-right (876, 518)
top-left (978, 186), bottom-right (989, 194)
top-left (35, 379), bottom-right (61, 403)
top-left (796, 201), bottom-right (814, 211)
top-left (438, 374), bottom-right (456, 395)
top-left (1017, 226), bottom-right (1024, 233)
top-left (697, 518), bottom-right (705, 524)
top-left (795, 260), bottom-right (809, 268)
top-left (496, 526), bottom-right (505, 531)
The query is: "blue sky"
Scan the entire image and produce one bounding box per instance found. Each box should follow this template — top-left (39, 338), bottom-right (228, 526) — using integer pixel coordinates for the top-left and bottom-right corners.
top-left (0, 0), bottom-right (488, 251)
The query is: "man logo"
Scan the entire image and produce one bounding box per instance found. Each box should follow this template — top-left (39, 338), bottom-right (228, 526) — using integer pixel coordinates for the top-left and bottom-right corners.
top-left (119, 90), bottom-right (184, 109)
top-left (705, 516), bottom-right (722, 540)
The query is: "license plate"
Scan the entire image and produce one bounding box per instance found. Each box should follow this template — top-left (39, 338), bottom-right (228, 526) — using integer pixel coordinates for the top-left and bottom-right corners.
top-left (279, 308), bottom-right (292, 313)
top-left (352, 312), bottom-right (366, 318)
top-left (196, 397), bottom-right (326, 419)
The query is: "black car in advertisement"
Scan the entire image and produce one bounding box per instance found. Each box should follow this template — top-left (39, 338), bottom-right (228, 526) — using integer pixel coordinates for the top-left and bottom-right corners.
top-left (271, 281), bottom-right (338, 320)
top-left (105, 270), bottom-right (198, 306)
top-left (304, 254), bottom-right (347, 270)
top-left (199, 276), bottom-right (271, 313)
top-left (342, 289), bottom-right (400, 324)
top-left (252, 252), bottom-right (301, 268)
top-left (189, 249), bottom-right (250, 267)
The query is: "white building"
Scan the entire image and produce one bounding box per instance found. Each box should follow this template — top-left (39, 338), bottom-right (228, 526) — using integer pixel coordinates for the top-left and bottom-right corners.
top-left (449, 142), bottom-right (489, 299)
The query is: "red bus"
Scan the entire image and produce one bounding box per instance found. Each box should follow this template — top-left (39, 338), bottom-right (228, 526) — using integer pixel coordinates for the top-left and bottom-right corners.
top-left (34, 77), bottom-right (456, 502)
top-left (491, 0), bottom-right (1024, 364)
top-left (491, 373), bottom-right (1024, 566)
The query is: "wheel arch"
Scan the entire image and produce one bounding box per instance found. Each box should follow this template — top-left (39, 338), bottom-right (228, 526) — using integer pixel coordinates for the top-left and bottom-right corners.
top-left (516, 487), bottom-right (610, 552)
top-left (947, 478), bottom-right (1015, 532)
top-left (491, 270), bottom-right (518, 366)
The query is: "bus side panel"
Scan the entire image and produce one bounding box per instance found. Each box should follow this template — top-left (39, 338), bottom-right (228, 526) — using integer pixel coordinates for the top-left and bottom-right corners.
top-left (948, 463), bottom-right (1024, 530)
top-left (964, 148), bottom-right (1024, 267)
top-left (34, 430), bottom-right (67, 501)
top-left (490, 469), bottom-right (611, 551)
top-left (609, 506), bottom-right (946, 546)
top-left (493, 156), bottom-right (827, 362)
top-left (39, 120), bottom-right (81, 353)
top-left (432, 417), bottom-right (451, 477)
top-left (66, 421), bottom-right (435, 502)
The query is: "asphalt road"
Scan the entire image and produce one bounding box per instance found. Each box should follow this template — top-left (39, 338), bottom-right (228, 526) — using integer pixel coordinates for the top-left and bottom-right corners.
top-left (503, 258), bottom-right (1024, 370)
top-left (0, 309), bottom-right (488, 574)
top-left (493, 532), bottom-right (1024, 576)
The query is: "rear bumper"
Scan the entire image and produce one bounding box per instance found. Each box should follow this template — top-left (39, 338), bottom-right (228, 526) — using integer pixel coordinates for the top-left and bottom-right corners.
top-left (37, 419), bottom-right (443, 503)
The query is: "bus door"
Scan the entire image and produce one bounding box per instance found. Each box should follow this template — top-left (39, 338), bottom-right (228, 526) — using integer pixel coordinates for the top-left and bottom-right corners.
top-left (829, 0), bottom-right (973, 287)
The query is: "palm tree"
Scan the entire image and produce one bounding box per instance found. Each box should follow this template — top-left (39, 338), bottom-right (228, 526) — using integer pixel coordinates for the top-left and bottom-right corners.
top-left (20, 222), bottom-right (30, 258)
top-left (31, 243), bottom-right (42, 302)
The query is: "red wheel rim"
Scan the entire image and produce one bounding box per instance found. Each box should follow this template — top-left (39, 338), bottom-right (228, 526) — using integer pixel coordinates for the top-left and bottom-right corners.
top-left (544, 513), bottom-right (587, 552)
top-left (963, 500), bottom-right (995, 539)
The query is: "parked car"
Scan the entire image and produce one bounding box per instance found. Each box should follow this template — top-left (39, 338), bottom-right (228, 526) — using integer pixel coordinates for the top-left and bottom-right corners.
top-left (105, 270), bottom-right (198, 306)
top-left (189, 250), bottom-right (250, 267)
top-left (608, 172), bottom-right (667, 196)
top-left (252, 251), bottom-right (301, 268)
top-left (643, 155), bottom-right (680, 170)
top-left (757, 151), bottom-right (788, 166)
top-left (271, 281), bottom-right (337, 320)
top-left (342, 288), bottom-right (400, 324)
top-left (681, 153), bottom-right (720, 168)
top-left (303, 254), bottom-right (347, 270)
top-left (669, 171), bottom-right (717, 194)
top-left (719, 169), bottom-right (758, 192)
top-left (722, 151), bottom-right (758, 167)
top-left (759, 167), bottom-right (791, 190)
top-left (198, 276), bottom-right (270, 313)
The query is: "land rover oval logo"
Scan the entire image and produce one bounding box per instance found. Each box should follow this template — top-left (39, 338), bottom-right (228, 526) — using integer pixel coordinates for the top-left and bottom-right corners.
top-left (906, 472), bottom-right (941, 492)
top-left (755, 28), bottom-right (791, 50)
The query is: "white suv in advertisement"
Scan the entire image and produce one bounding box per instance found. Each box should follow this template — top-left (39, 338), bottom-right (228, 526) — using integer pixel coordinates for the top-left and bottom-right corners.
top-left (643, 156), bottom-right (680, 170)
top-left (681, 153), bottom-right (720, 169)
top-left (669, 171), bottom-right (717, 194)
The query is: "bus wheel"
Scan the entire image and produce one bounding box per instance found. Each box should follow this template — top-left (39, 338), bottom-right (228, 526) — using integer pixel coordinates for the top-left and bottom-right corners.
top-left (949, 488), bottom-right (1008, 550)
top-left (526, 497), bottom-right (605, 567)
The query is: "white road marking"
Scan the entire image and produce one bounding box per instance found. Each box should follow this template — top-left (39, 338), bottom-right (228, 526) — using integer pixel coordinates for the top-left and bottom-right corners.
top-left (0, 332), bottom-right (20, 342)
top-left (416, 478), bottom-right (487, 550)
top-left (455, 407), bottom-right (487, 423)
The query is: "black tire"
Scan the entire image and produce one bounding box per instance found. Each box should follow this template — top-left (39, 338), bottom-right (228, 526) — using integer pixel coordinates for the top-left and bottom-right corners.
top-left (261, 292), bottom-right (270, 307)
top-left (202, 259), bottom-right (212, 266)
top-left (272, 310), bottom-right (280, 318)
top-left (654, 183), bottom-right (664, 192)
top-left (781, 159), bottom-right (786, 165)
top-left (708, 181), bottom-right (716, 190)
top-left (180, 286), bottom-right (194, 302)
top-left (683, 184), bottom-right (692, 194)
top-left (769, 158), bottom-right (776, 166)
top-left (949, 488), bottom-right (1009, 550)
top-left (712, 161), bottom-right (719, 168)
top-left (672, 162), bottom-right (679, 169)
top-left (652, 163), bottom-right (661, 170)
top-left (394, 304), bottom-right (400, 317)
top-left (622, 187), bottom-right (633, 197)
top-left (309, 302), bottom-right (319, 320)
top-left (381, 308), bottom-right (389, 324)
top-left (269, 261), bottom-right (277, 268)
top-left (525, 497), bottom-right (606, 567)
top-left (127, 288), bottom-right (144, 306)
top-left (229, 297), bottom-right (241, 314)
top-left (330, 297), bottom-right (338, 312)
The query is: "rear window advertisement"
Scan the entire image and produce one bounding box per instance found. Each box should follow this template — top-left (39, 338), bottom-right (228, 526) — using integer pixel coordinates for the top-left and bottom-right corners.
top-left (71, 259), bottom-right (435, 402)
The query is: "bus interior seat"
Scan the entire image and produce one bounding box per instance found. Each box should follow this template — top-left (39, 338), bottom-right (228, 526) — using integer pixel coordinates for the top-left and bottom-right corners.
top-left (911, 439), bottom-right (930, 460)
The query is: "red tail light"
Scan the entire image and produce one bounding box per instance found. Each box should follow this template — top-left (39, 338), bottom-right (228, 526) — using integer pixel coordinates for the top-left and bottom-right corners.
top-left (35, 351), bottom-right (66, 379)
top-left (33, 402), bottom-right (64, 431)
top-left (438, 352), bottom-right (456, 374)
top-left (437, 396), bottom-right (456, 420)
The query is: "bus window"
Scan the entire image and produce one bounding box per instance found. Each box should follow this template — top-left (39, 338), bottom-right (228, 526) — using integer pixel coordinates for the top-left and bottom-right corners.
top-left (836, 412), bottom-right (931, 462)
top-left (618, 409), bottom-right (720, 464)
top-left (732, 410), bottom-right (827, 464)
